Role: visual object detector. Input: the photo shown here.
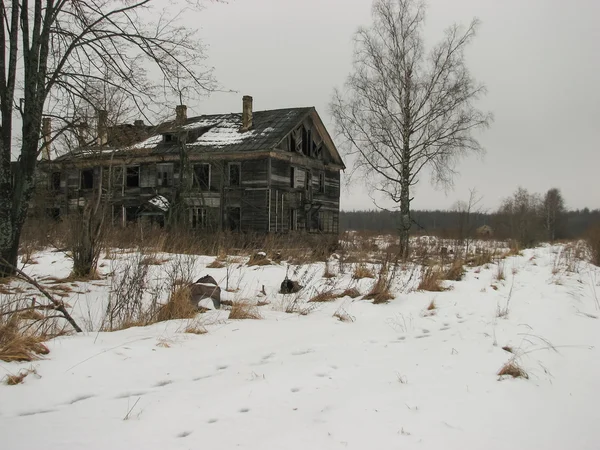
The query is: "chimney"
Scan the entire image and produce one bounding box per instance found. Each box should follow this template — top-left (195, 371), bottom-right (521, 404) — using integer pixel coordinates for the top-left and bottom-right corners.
top-left (241, 95), bottom-right (253, 131)
top-left (41, 117), bottom-right (51, 160)
top-left (175, 105), bottom-right (187, 126)
top-left (97, 110), bottom-right (108, 146)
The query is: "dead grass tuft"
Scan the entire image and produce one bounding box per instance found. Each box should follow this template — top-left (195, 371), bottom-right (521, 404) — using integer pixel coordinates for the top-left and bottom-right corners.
top-left (4, 368), bottom-right (37, 385)
top-left (156, 287), bottom-right (198, 322)
top-left (502, 346), bottom-right (514, 353)
top-left (427, 299), bottom-right (436, 311)
top-left (140, 256), bottom-right (169, 266)
top-left (308, 291), bottom-right (338, 303)
top-left (444, 259), bottom-right (465, 281)
top-left (352, 263), bottom-right (374, 280)
top-left (184, 324), bottom-right (207, 335)
top-left (207, 259), bottom-right (225, 269)
top-left (247, 253), bottom-right (272, 266)
top-left (586, 225), bottom-right (600, 266)
top-left (338, 287), bottom-right (361, 299)
top-left (228, 301), bottom-right (261, 320)
top-left (497, 360), bottom-right (528, 379)
top-left (333, 307), bottom-right (355, 322)
top-left (0, 320), bottom-right (50, 363)
top-left (417, 266), bottom-right (447, 292)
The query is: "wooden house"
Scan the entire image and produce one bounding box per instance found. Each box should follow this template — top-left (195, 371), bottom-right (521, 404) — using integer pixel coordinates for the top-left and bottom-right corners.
top-left (38, 96), bottom-right (345, 234)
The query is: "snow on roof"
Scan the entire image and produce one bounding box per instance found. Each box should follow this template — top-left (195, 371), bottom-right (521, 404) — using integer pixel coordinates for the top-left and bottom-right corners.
top-left (191, 117), bottom-right (256, 149)
top-left (148, 195), bottom-right (169, 212)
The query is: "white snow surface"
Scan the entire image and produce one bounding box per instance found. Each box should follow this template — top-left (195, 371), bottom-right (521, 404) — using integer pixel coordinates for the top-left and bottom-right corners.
top-left (1, 244), bottom-right (600, 449)
top-left (147, 195), bottom-right (169, 212)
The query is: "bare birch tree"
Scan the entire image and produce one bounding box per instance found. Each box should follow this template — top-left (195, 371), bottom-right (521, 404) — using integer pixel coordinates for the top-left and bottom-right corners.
top-left (330, 0), bottom-right (492, 258)
top-left (0, 0), bottom-right (217, 276)
top-left (542, 188), bottom-right (565, 242)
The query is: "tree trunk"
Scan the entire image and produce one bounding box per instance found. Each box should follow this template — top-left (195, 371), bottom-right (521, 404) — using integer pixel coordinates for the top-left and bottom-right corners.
top-left (399, 151), bottom-right (411, 260)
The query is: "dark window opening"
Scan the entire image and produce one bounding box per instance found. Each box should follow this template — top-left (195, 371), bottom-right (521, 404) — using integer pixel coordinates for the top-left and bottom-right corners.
top-left (319, 172), bottom-right (325, 193)
top-left (289, 133), bottom-right (296, 152)
top-left (46, 208), bottom-right (61, 221)
top-left (163, 134), bottom-right (177, 143)
top-left (305, 171), bottom-right (312, 190)
top-left (301, 128), bottom-right (309, 155)
top-left (126, 166), bottom-right (140, 188)
top-left (229, 163), bottom-right (241, 187)
top-left (193, 164), bottom-right (211, 190)
top-left (227, 207), bottom-right (241, 232)
top-left (191, 207), bottom-right (207, 229)
top-left (80, 169), bottom-right (94, 189)
top-left (125, 206), bottom-right (138, 223)
top-left (290, 167), bottom-right (295, 187)
top-left (50, 172), bottom-right (61, 191)
top-left (156, 164), bottom-right (173, 187)
top-left (290, 208), bottom-right (298, 231)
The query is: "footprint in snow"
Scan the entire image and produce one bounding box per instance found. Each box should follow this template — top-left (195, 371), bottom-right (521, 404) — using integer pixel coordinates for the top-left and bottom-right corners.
top-left (440, 326), bottom-right (450, 331)
top-left (207, 418), bottom-right (219, 424)
top-left (261, 352), bottom-right (275, 361)
top-left (291, 349), bottom-right (313, 356)
top-left (415, 334), bottom-right (430, 339)
top-left (115, 391), bottom-right (147, 399)
top-left (217, 365), bottom-right (229, 371)
top-left (239, 408), bottom-right (250, 413)
top-left (422, 329), bottom-right (430, 334)
top-left (19, 409), bottom-right (57, 417)
top-left (315, 372), bottom-right (329, 378)
top-left (68, 394), bottom-right (95, 405)
top-left (154, 380), bottom-right (173, 387)
top-left (290, 387), bottom-right (301, 393)
top-left (178, 431), bottom-right (192, 438)
top-left (193, 374), bottom-right (214, 381)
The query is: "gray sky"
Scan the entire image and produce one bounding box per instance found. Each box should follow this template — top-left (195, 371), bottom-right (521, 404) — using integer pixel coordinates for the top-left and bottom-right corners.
top-left (187, 0), bottom-right (599, 212)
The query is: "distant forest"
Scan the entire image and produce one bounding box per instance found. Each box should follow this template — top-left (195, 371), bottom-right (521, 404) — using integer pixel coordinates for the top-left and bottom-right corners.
top-left (340, 208), bottom-right (600, 239)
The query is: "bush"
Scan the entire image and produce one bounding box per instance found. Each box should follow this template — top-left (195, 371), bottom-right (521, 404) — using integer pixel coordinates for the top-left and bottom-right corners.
top-left (417, 266), bottom-right (446, 292)
top-left (229, 301), bottom-right (261, 320)
top-left (586, 225), bottom-right (600, 266)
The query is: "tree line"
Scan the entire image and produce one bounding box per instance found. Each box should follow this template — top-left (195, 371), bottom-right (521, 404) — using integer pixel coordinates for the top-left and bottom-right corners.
top-left (340, 187), bottom-right (600, 245)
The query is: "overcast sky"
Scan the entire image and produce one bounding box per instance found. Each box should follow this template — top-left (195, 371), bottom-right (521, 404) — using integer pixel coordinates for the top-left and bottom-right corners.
top-left (185, 0), bottom-right (599, 212)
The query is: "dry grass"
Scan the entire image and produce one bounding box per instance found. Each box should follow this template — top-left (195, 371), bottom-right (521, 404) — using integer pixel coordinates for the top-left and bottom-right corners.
top-left (495, 262), bottom-right (506, 281)
top-left (228, 301), bottom-right (261, 320)
top-left (184, 324), bottom-right (207, 335)
top-left (333, 307), bottom-right (355, 322)
top-left (247, 253), bottom-right (272, 266)
top-left (156, 287), bottom-right (198, 323)
top-left (207, 259), bottom-right (225, 269)
top-left (0, 320), bottom-right (51, 362)
top-left (427, 299), bottom-right (436, 311)
top-left (308, 291), bottom-right (338, 303)
top-left (502, 346), bottom-right (514, 353)
top-left (444, 259), bottom-right (465, 281)
top-left (587, 225), bottom-right (600, 266)
top-left (140, 255), bottom-right (169, 266)
top-left (497, 359), bottom-right (528, 379)
top-left (417, 266), bottom-right (447, 292)
top-left (4, 368), bottom-right (36, 385)
top-left (352, 263), bottom-right (374, 280)
top-left (339, 287), bottom-right (361, 298)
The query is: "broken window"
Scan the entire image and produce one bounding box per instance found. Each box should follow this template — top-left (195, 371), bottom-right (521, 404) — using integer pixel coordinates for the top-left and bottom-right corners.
top-left (50, 172), bottom-right (61, 191)
top-left (156, 163), bottom-right (174, 187)
top-left (227, 207), bottom-right (241, 232)
top-left (229, 163), bottom-right (241, 187)
top-left (290, 167), bottom-right (295, 187)
top-left (193, 164), bottom-right (211, 190)
top-left (319, 172), bottom-right (325, 193)
top-left (80, 169), bottom-right (94, 189)
top-left (190, 207), bottom-right (207, 229)
top-left (163, 133), bottom-right (177, 143)
top-left (301, 128), bottom-right (308, 155)
top-left (126, 166), bottom-right (140, 188)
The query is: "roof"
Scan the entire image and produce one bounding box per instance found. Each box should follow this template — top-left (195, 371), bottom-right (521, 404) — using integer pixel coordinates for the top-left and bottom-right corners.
top-left (52, 107), bottom-right (345, 168)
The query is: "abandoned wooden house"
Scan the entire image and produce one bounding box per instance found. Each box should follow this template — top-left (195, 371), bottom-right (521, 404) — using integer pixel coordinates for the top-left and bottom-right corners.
top-left (37, 96), bottom-right (345, 234)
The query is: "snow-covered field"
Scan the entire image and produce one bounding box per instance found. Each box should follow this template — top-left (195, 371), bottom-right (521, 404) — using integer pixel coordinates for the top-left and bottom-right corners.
top-left (1, 244), bottom-right (600, 449)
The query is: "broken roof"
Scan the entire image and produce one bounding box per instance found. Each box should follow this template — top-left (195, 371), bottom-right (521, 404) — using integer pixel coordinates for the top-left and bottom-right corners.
top-left (54, 107), bottom-right (345, 168)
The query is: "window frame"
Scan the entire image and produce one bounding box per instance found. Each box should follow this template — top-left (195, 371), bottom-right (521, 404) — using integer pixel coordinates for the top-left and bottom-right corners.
top-left (228, 162), bottom-right (241, 187)
top-left (193, 163), bottom-right (211, 190)
top-left (125, 166), bottom-right (140, 188)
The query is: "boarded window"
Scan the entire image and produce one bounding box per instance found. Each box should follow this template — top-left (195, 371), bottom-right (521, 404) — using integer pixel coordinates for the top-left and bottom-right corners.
top-left (156, 163), bottom-right (174, 187)
top-left (80, 169), bottom-right (94, 189)
top-left (126, 166), bottom-right (139, 188)
top-left (194, 164), bottom-right (211, 190)
top-left (190, 207), bottom-right (207, 229)
top-left (229, 163), bottom-right (241, 186)
top-left (319, 172), bottom-right (325, 193)
top-left (227, 207), bottom-right (241, 231)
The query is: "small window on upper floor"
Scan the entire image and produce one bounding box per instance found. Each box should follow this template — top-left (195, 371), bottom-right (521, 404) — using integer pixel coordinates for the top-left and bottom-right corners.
top-left (80, 169), bottom-right (94, 189)
top-left (126, 166), bottom-right (140, 188)
top-left (193, 163), bottom-right (211, 190)
top-left (229, 163), bottom-right (241, 187)
top-left (156, 163), bottom-right (174, 187)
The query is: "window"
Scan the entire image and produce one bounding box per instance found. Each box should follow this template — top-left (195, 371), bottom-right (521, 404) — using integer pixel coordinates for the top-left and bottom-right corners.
top-left (80, 169), bottom-right (94, 189)
top-left (156, 163), bottom-right (174, 187)
top-left (50, 172), bottom-right (61, 191)
top-left (290, 208), bottom-right (298, 231)
top-left (125, 206), bottom-right (138, 223)
top-left (190, 208), bottom-right (207, 229)
top-left (291, 167), bottom-right (305, 189)
top-left (163, 133), bottom-right (177, 143)
top-left (290, 167), bottom-right (295, 187)
top-left (193, 163), bottom-right (211, 190)
top-left (227, 207), bottom-right (241, 232)
top-left (126, 166), bottom-right (139, 187)
top-left (319, 211), bottom-right (334, 233)
top-left (318, 172), bottom-right (325, 193)
top-left (228, 163), bottom-right (241, 187)
top-left (301, 128), bottom-right (309, 155)
top-left (289, 133), bottom-right (296, 152)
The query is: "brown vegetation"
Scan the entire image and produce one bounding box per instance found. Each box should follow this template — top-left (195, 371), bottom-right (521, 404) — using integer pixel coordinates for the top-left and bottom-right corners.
top-left (229, 301), bottom-right (261, 320)
top-left (417, 266), bottom-right (447, 292)
top-left (497, 360), bottom-right (528, 379)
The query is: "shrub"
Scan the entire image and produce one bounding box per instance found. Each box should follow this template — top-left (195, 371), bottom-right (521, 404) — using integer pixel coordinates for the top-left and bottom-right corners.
top-left (497, 359), bottom-right (528, 379)
top-left (308, 291), bottom-right (337, 303)
top-left (156, 287), bottom-right (198, 322)
top-left (586, 225), bottom-right (600, 266)
top-left (352, 263), bottom-right (374, 280)
top-left (338, 287), bottom-right (361, 298)
top-left (444, 259), bottom-right (465, 281)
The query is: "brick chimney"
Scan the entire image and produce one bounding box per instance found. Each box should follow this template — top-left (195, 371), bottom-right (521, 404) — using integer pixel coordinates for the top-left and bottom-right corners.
top-left (41, 117), bottom-right (51, 160)
top-left (97, 110), bottom-right (108, 146)
top-left (241, 95), bottom-right (253, 131)
top-left (175, 105), bottom-right (187, 125)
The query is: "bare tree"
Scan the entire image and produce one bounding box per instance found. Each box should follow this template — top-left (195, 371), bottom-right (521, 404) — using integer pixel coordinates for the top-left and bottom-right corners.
top-left (452, 187), bottom-right (483, 254)
top-left (542, 188), bottom-right (565, 242)
top-left (0, 0), bottom-right (217, 276)
top-left (497, 187), bottom-right (542, 248)
top-left (330, 0), bottom-right (491, 258)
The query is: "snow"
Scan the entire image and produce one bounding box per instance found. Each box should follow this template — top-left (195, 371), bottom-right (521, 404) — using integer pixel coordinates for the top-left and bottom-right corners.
top-left (192, 117), bottom-right (256, 148)
top-left (1, 244), bottom-right (600, 449)
top-left (128, 134), bottom-right (163, 150)
top-left (147, 195), bottom-right (169, 212)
